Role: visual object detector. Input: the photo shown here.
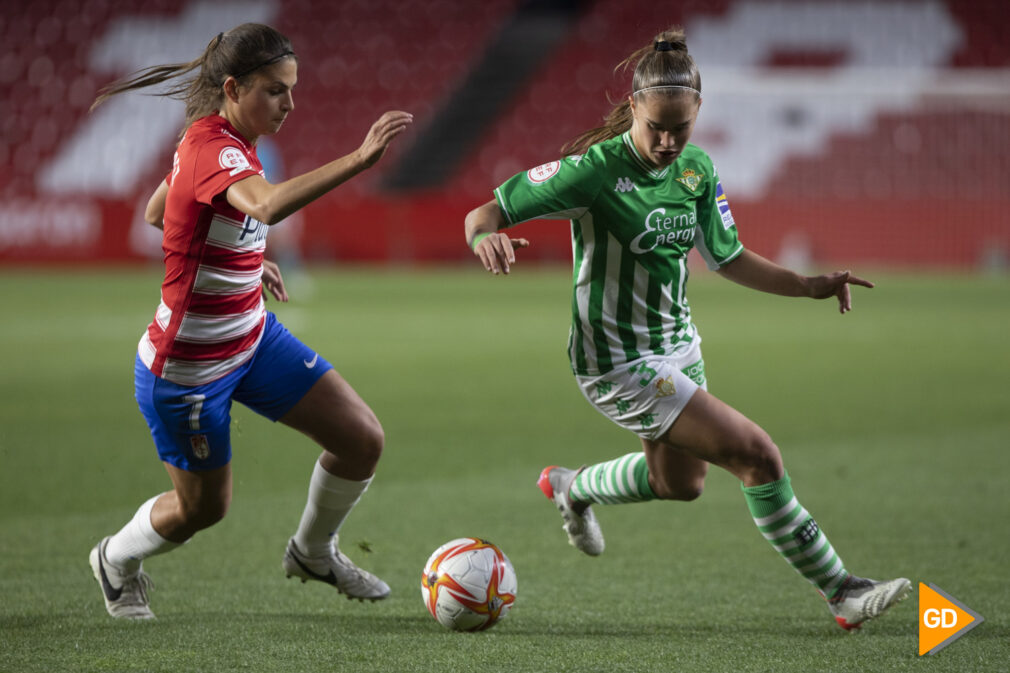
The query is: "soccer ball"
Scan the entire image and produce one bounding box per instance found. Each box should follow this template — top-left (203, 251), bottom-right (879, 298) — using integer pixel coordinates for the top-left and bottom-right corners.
top-left (421, 537), bottom-right (517, 631)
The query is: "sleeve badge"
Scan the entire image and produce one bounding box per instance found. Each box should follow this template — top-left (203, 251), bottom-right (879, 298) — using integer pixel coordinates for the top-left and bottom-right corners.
top-left (526, 160), bottom-right (561, 184)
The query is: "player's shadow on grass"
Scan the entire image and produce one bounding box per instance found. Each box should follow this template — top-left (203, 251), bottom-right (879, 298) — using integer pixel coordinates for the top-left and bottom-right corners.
top-left (501, 619), bottom-right (911, 639)
top-left (202, 613), bottom-right (859, 638)
top-left (191, 611), bottom-right (437, 633)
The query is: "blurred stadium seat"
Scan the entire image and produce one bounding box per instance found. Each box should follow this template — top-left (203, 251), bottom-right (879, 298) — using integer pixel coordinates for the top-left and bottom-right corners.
top-left (1, 0), bottom-right (1007, 266)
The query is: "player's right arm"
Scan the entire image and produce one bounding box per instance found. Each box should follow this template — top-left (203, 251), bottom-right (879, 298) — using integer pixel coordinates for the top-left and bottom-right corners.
top-left (468, 153), bottom-right (600, 275)
top-left (226, 110), bottom-right (412, 225)
top-left (464, 200), bottom-right (530, 275)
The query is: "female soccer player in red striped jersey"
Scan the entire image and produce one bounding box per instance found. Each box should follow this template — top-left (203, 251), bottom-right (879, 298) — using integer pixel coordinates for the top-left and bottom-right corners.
top-left (465, 26), bottom-right (910, 631)
top-left (88, 23), bottom-right (412, 619)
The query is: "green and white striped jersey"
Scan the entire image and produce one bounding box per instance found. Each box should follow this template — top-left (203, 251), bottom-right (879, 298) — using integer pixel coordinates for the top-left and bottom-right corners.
top-left (494, 132), bottom-right (744, 376)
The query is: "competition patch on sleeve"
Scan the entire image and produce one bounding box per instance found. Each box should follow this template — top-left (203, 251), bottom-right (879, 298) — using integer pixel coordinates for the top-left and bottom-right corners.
top-left (219, 147), bottom-right (252, 176)
top-left (715, 180), bottom-right (735, 230)
top-left (526, 160), bottom-right (561, 184)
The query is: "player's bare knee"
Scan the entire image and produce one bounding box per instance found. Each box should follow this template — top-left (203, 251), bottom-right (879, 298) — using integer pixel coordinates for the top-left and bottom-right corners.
top-left (356, 416), bottom-right (384, 467)
top-left (673, 475), bottom-right (706, 501)
top-left (675, 479), bottom-right (705, 501)
top-left (650, 475), bottom-right (705, 501)
top-left (740, 431), bottom-right (783, 483)
top-left (322, 413), bottom-right (384, 468)
top-left (179, 495), bottom-right (230, 531)
top-left (659, 483), bottom-right (704, 501)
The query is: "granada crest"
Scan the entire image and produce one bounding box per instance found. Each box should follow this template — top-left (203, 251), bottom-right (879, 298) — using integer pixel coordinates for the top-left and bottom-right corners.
top-left (189, 434), bottom-right (210, 460)
top-left (676, 168), bottom-right (703, 192)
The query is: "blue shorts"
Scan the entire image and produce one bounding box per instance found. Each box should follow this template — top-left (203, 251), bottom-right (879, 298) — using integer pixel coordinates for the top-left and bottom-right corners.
top-left (135, 312), bottom-right (333, 471)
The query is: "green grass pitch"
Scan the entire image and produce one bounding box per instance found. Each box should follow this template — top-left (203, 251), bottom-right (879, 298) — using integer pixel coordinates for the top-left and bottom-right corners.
top-left (1, 266), bottom-right (1007, 672)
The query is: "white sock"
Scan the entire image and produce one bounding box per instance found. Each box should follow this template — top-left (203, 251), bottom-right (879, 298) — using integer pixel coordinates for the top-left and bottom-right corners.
top-left (293, 460), bottom-right (372, 558)
top-left (104, 494), bottom-right (181, 574)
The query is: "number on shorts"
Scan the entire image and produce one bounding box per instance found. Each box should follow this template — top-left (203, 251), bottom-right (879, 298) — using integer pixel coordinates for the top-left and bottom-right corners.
top-left (183, 394), bottom-right (206, 431)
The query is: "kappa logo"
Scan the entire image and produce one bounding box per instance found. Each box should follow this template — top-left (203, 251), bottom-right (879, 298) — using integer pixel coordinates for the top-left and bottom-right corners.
top-left (676, 168), bottom-right (703, 192)
top-left (219, 146), bottom-right (251, 176)
top-left (614, 177), bottom-right (638, 193)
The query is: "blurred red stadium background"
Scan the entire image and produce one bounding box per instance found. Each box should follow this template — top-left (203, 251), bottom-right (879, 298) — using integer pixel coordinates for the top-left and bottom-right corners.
top-left (1, 0), bottom-right (1008, 268)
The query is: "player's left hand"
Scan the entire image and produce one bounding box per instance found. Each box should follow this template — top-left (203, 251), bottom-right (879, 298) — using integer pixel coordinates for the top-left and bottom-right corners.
top-left (356, 110), bottom-right (413, 169)
top-left (807, 270), bottom-right (874, 314)
top-left (262, 259), bottom-right (289, 302)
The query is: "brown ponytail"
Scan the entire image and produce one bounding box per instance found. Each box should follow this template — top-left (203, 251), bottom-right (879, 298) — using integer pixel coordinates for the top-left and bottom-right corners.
top-left (560, 26), bottom-right (700, 155)
top-left (91, 23), bottom-right (295, 132)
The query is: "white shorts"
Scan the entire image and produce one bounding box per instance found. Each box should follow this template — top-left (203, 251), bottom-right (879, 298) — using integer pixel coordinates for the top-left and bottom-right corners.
top-left (576, 339), bottom-right (708, 441)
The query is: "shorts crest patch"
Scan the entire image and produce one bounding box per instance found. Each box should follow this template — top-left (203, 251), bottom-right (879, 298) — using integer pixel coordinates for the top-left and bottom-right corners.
top-left (189, 434), bottom-right (211, 460)
top-left (655, 377), bottom-right (676, 397)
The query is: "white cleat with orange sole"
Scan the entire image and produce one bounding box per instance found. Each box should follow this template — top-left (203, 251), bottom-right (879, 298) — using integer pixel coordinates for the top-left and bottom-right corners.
top-left (537, 465), bottom-right (605, 556)
top-left (828, 575), bottom-right (912, 631)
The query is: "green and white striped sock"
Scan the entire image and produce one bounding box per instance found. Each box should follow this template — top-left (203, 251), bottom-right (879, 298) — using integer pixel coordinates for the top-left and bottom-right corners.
top-left (742, 473), bottom-right (849, 598)
top-left (570, 452), bottom-right (657, 505)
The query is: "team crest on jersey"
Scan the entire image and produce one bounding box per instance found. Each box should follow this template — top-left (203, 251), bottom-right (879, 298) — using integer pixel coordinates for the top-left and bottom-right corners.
top-left (676, 168), bottom-right (703, 192)
top-left (526, 160), bottom-right (561, 184)
top-left (219, 146), bottom-right (251, 176)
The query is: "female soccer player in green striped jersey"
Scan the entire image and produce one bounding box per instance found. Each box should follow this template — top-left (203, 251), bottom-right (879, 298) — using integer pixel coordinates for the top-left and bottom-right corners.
top-left (464, 26), bottom-right (909, 631)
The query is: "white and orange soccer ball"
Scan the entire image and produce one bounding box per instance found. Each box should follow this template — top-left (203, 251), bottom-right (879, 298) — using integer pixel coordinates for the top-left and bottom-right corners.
top-left (421, 537), bottom-right (517, 631)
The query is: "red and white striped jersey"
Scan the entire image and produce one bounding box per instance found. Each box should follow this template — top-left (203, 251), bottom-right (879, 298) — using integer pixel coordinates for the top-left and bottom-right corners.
top-left (138, 114), bottom-right (269, 386)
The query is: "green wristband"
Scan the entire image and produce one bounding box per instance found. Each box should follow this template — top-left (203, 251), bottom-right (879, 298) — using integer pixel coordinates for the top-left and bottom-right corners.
top-left (470, 232), bottom-right (491, 250)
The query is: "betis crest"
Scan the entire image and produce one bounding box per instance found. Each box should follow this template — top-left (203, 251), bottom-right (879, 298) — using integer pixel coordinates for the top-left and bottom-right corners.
top-left (676, 168), bottom-right (703, 192)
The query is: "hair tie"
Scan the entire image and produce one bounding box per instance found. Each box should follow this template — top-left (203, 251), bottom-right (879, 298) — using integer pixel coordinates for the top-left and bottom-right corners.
top-left (655, 40), bottom-right (674, 52)
top-left (633, 84), bottom-right (701, 98)
top-left (231, 50), bottom-right (296, 80)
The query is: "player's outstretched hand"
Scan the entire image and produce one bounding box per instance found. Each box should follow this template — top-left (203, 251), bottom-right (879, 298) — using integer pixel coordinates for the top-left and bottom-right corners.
top-left (473, 232), bottom-right (530, 275)
top-left (356, 111), bottom-right (413, 169)
top-left (262, 259), bottom-right (289, 302)
top-left (807, 270), bottom-right (874, 314)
